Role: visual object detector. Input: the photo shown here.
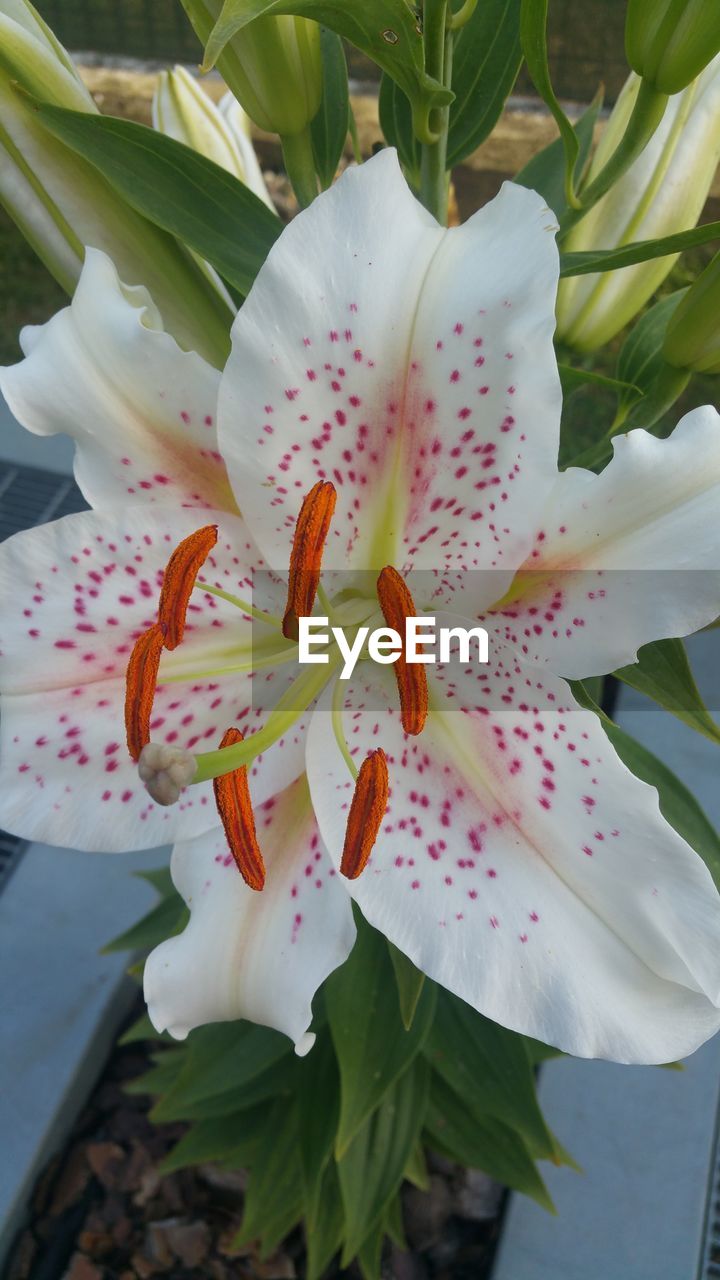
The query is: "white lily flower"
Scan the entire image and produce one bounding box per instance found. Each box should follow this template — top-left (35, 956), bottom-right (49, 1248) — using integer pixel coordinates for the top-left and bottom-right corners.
top-left (556, 56), bottom-right (720, 352)
top-left (0, 4), bottom-right (233, 365)
top-left (152, 66), bottom-right (273, 210)
top-left (2, 152), bottom-right (720, 1064)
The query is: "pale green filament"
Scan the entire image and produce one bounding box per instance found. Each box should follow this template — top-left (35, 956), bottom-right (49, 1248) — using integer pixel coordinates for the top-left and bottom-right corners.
top-left (194, 579), bottom-right (282, 628)
top-left (332, 674), bottom-right (358, 781)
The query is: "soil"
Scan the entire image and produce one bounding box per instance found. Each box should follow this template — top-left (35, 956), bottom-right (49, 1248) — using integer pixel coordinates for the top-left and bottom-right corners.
top-left (4, 1003), bottom-right (505, 1280)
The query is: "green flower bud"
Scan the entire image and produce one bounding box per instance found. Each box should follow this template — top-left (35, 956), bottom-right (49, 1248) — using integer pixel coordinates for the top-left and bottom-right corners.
top-left (180, 0), bottom-right (322, 137)
top-left (556, 59), bottom-right (720, 353)
top-left (0, 2), bottom-right (233, 364)
top-left (626, 0), bottom-right (720, 94)
top-left (663, 251), bottom-right (720, 373)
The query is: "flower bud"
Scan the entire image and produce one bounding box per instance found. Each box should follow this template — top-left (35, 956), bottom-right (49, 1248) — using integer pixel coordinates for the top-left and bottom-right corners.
top-left (180, 0), bottom-right (322, 137)
top-left (626, 0), bottom-right (720, 94)
top-left (152, 65), bottom-right (272, 208)
top-left (663, 251), bottom-right (720, 374)
top-left (0, 3), bottom-right (233, 364)
top-left (556, 58), bottom-right (720, 353)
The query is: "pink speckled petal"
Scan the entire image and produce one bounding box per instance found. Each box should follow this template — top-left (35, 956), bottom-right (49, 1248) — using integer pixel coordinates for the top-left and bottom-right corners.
top-left (219, 150), bottom-right (561, 592)
top-left (0, 506), bottom-right (307, 850)
top-left (144, 776), bottom-right (356, 1050)
top-left (0, 249), bottom-right (236, 513)
top-left (306, 653), bottom-right (720, 1063)
top-left (485, 407), bottom-right (720, 677)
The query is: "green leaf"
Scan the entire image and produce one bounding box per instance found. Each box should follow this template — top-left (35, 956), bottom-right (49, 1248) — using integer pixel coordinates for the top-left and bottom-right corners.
top-left (118, 1011), bottom-right (172, 1046)
top-left (297, 1029), bottom-right (340, 1213)
top-left (425, 1074), bottom-right (554, 1211)
top-left (560, 220), bottom-right (720, 277)
top-left (102, 894), bottom-right (188, 955)
top-left (150, 1021), bottom-right (291, 1121)
top-left (520, 0), bottom-right (584, 210)
top-left (124, 1049), bottom-right (187, 1098)
top-left (388, 941), bottom-right (426, 1030)
top-left (447, 0), bottom-right (522, 168)
top-left (326, 919), bottom-right (437, 1155)
top-left (305, 1161), bottom-right (345, 1280)
top-left (615, 638), bottom-right (720, 746)
top-left (159, 1106), bottom-right (267, 1172)
top-left (311, 27), bottom-right (349, 189)
top-left (234, 1100), bottom-right (305, 1258)
top-left (338, 1058), bottom-right (430, 1262)
top-left (559, 363), bottom-right (642, 400)
top-left (424, 990), bottom-right (559, 1161)
top-left (36, 104), bottom-right (282, 296)
top-left (153, 1053), bottom-right (296, 1121)
top-left (403, 1141), bottom-right (430, 1190)
top-left (356, 1222), bottom-right (385, 1280)
top-left (615, 289), bottom-right (688, 419)
top-left (383, 1190), bottom-right (407, 1248)
top-left (134, 866), bottom-right (175, 896)
top-left (571, 682), bottom-right (720, 890)
top-left (203, 0), bottom-right (452, 134)
top-left (516, 91), bottom-right (602, 218)
top-left (378, 73), bottom-right (421, 180)
top-left (523, 1035), bottom-right (564, 1066)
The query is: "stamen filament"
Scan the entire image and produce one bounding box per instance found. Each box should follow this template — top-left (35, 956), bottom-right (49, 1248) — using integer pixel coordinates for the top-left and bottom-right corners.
top-left (159, 524), bottom-right (218, 649)
top-left (213, 727), bottom-right (266, 891)
top-left (377, 566), bottom-right (429, 735)
top-left (195, 579), bottom-right (283, 628)
top-left (331, 675), bottom-right (358, 781)
top-left (160, 644), bottom-right (305, 683)
top-left (192, 655), bottom-right (342, 784)
top-left (340, 748), bottom-right (389, 880)
top-left (283, 480), bottom-right (337, 640)
top-left (125, 623), bottom-right (165, 761)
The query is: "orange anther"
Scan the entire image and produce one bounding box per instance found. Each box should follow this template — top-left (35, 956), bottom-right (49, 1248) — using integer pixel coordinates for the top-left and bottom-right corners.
top-left (282, 481), bottom-right (336, 640)
top-left (213, 727), bottom-right (266, 891)
top-left (158, 524), bottom-right (218, 650)
top-left (125, 623), bottom-right (165, 762)
top-left (376, 566), bottom-right (428, 735)
top-left (340, 749), bottom-right (389, 880)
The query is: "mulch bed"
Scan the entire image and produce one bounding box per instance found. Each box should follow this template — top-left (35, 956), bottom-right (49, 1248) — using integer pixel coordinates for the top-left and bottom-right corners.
top-left (5, 1004), bottom-right (505, 1280)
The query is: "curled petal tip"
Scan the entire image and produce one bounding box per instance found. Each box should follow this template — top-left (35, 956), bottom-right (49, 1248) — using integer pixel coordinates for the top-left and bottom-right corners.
top-left (138, 742), bottom-right (197, 805)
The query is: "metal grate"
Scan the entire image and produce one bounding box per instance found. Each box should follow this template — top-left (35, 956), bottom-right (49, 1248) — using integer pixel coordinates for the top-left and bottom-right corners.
top-left (0, 461), bottom-right (88, 883)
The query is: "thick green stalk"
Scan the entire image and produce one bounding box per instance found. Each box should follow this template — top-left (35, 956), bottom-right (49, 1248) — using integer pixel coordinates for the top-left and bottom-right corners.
top-left (419, 0), bottom-right (453, 225)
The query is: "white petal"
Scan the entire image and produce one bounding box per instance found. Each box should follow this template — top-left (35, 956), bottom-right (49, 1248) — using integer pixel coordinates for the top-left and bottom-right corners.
top-left (485, 406), bottom-right (720, 676)
top-left (0, 249), bottom-right (235, 512)
top-left (306, 658), bottom-right (720, 1063)
top-left (144, 777), bottom-right (356, 1049)
top-left (0, 506), bottom-right (305, 850)
top-left (219, 150), bottom-right (561, 594)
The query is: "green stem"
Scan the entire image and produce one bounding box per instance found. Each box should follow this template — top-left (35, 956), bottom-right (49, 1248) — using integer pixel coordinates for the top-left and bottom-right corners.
top-left (281, 126), bottom-right (320, 209)
top-left (559, 80), bottom-right (668, 238)
top-left (449, 0), bottom-right (478, 29)
top-left (419, 0), bottom-right (453, 224)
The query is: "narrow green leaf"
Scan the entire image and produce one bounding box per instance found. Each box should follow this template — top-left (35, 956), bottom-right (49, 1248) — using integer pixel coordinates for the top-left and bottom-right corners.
top-left (159, 1107), bottom-right (267, 1173)
top-left (571, 681), bottom-right (720, 890)
top-left (134, 866), bottom-right (175, 896)
top-left (425, 1074), bottom-right (554, 1211)
top-left (234, 1100), bottom-right (304, 1258)
top-left (150, 1021), bottom-right (291, 1121)
top-left (615, 638), bottom-right (720, 745)
top-left (560, 220), bottom-right (720, 277)
top-left (356, 1222), bottom-right (385, 1280)
top-left (516, 91), bottom-right (602, 218)
top-left (118, 1011), bottom-right (172, 1046)
top-left (559, 363), bottom-right (642, 400)
top-left (35, 104), bottom-right (282, 295)
top-left (297, 1029), bottom-right (340, 1209)
top-left (311, 27), bottom-right (349, 189)
top-left (520, 0), bottom-right (583, 209)
top-left (446, 0), bottom-right (522, 168)
top-left (305, 1161), bottom-right (345, 1280)
top-left (615, 289), bottom-right (688, 418)
top-left (203, 0), bottom-right (452, 131)
top-left (387, 941), bottom-right (426, 1030)
top-left (403, 1141), bottom-right (430, 1191)
top-left (123, 1049), bottom-right (186, 1098)
top-left (383, 1191), bottom-right (407, 1248)
top-left (152, 1053), bottom-right (296, 1121)
top-left (102, 894), bottom-right (188, 954)
top-left (425, 990), bottom-right (558, 1161)
top-left (326, 919), bottom-right (437, 1155)
top-left (378, 73), bottom-right (421, 179)
top-left (338, 1059), bottom-right (430, 1262)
